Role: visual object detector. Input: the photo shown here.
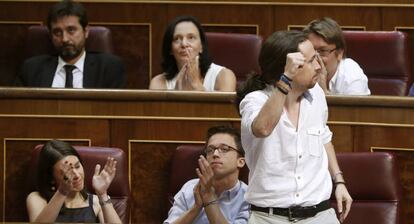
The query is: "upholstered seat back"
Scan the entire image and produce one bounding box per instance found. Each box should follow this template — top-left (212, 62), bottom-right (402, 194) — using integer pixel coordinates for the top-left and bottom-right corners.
top-left (333, 152), bottom-right (403, 224)
top-left (24, 25), bottom-right (113, 59)
top-left (168, 144), bottom-right (248, 205)
top-left (27, 145), bottom-right (130, 224)
top-left (206, 32), bottom-right (262, 85)
top-left (343, 31), bottom-right (410, 95)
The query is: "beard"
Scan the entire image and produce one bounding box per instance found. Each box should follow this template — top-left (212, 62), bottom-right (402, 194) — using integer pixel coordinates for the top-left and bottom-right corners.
top-left (58, 43), bottom-right (83, 61)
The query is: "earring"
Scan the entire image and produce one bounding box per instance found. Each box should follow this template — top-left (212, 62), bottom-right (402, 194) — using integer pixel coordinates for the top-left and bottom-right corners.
top-left (51, 180), bottom-right (56, 191)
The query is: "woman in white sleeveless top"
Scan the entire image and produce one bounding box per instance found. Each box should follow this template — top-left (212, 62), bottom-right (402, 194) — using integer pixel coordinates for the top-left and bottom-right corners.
top-left (149, 16), bottom-right (236, 91)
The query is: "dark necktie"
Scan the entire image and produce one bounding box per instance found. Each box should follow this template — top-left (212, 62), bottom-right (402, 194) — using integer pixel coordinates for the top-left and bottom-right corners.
top-left (63, 65), bottom-right (76, 88)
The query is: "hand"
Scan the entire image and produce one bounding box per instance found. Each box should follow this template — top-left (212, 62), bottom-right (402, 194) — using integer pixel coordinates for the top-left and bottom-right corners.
top-left (192, 183), bottom-right (203, 209)
top-left (57, 161), bottom-right (76, 195)
top-left (284, 52), bottom-right (305, 79)
top-left (316, 54), bottom-right (329, 94)
top-left (186, 54), bottom-right (199, 80)
top-left (195, 155), bottom-right (216, 203)
top-left (335, 184), bottom-right (352, 223)
top-left (92, 157), bottom-right (117, 196)
top-left (175, 63), bottom-right (190, 90)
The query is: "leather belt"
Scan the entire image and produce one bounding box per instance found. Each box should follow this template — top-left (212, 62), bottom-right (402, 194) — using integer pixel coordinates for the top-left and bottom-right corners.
top-left (250, 200), bottom-right (331, 221)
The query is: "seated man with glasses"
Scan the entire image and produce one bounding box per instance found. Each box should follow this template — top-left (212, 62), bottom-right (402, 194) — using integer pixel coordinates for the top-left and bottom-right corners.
top-left (304, 17), bottom-right (370, 95)
top-left (164, 125), bottom-right (249, 224)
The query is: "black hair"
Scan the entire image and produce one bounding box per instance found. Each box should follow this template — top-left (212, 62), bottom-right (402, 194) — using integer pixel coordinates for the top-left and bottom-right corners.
top-left (161, 15), bottom-right (212, 80)
top-left (205, 125), bottom-right (245, 157)
top-left (47, 0), bottom-right (88, 30)
top-left (236, 30), bottom-right (308, 111)
top-left (303, 17), bottom-right (346, 52)
top-left (37, 139), bottom-right (88, 201)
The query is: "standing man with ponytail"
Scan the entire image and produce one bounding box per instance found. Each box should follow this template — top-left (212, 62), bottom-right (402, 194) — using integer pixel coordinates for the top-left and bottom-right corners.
top-left (237, 30), bottom-right (352, 223)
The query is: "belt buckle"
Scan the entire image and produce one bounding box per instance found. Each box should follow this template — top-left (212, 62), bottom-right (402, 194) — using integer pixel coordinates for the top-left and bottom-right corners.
top-left (288, 207), bottom-right (298, 222)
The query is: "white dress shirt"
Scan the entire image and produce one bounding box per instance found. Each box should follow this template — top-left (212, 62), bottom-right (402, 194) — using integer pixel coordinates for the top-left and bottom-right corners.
top-left (329, 58), bottom-right (370, 95)
top-left (239, 84), bottom-right (333, 208)
top-left (52, 51), bottom-right (86, 88)
top-left (165, 63), bottom-right (224, 91)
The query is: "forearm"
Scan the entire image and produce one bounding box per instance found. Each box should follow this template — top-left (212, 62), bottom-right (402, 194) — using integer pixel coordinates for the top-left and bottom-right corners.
top-left (172, 205), bottom-right (201, 224)
top-left (32, 191), bottom-right (66, 222)
top-left (252, 87), bottom-right (286, 137)
top-left (204, 203), bottom-right (229, 224)
top-left (99, 194), bottom-right (122, 224)
top-left (324, 142), bottom-right (344, 182)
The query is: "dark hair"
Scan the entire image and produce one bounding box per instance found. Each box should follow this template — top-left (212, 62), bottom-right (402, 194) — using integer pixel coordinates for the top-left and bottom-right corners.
top-left (205, 125), bottom-right (245, 157)
top-left (161, 15), bottom-right (212, 80)
top-left (303, 17), bottom-right (346, 53)
top-left (47, 0), bottom-right (88, 30)
top-left (37, 139), bottom-right (87, 201)
top-left (236, 30), bottom-right (308, 110)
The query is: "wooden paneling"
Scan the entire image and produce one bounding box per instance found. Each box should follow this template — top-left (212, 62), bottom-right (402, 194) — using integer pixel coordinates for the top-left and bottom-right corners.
top-left (0, 89), bottom-right (413, 222)
top-left (4, 138), bottom-right (90, 221)
top-left (0, 23), bottom-right (40, 86)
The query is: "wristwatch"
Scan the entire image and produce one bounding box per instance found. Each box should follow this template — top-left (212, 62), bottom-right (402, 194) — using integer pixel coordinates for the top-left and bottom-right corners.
top-left (99, 195), bottom-right (112, 206)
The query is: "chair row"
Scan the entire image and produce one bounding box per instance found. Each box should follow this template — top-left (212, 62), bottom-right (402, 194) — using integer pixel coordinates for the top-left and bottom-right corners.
top-left (25, 144), bottom-right (403, 224)
top-left (170, 145), bottom-right (404, 224)
top-left (24, 25), bottom-right (412, 95)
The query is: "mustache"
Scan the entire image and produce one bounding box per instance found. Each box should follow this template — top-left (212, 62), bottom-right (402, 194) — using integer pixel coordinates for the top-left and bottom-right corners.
top-left (61, 43), bottom-right (75, 48)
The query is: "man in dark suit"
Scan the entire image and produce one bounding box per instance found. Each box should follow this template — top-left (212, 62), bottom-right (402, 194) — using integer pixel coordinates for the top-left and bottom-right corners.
top-left (16, 0), bottom-right (126, 88)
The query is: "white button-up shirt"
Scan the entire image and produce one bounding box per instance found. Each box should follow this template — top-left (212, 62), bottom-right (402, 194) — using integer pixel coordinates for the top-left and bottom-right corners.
top-left (239, 84), bottom-right (332, 208)
top-left (329, 58), bottom-right (370, 95)
top-left (52, 51), bottom-right (86, 88)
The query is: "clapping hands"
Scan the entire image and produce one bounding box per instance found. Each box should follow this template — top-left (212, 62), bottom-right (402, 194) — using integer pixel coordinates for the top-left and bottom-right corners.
top-left (92, 157), bottom-right (117, 196)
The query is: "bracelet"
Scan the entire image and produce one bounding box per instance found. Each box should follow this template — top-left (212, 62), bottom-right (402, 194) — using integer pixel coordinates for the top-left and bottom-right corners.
top-left (275, 80), bottom-right (290, 95)
top-left (276, 85), bottom-right (289, 95)
top-left (99, 195), bottom-right (112, 206)
top-left (281, 73), bottom-right (292, 82)
top-left (280, 73), bottom-right (292, 88)
top-left (334, 181), bottom-right (346, 187)
top-left (203, 199), bottom-right (219, 208)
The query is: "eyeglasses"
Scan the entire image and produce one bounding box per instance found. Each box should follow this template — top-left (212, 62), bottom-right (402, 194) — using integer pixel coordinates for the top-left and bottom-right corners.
top-left (316, 48), bottom-right (337, 57)
top-left (204, 144), bottom-right (239, 156)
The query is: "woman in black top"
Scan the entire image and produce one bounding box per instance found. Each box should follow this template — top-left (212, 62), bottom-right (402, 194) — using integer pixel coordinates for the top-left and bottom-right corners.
top-left (26, 140), bottom-right (122, 223)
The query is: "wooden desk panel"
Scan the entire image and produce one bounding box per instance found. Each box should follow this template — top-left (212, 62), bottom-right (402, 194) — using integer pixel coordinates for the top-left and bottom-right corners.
top-left (0, 88), bottom-right (413, 223)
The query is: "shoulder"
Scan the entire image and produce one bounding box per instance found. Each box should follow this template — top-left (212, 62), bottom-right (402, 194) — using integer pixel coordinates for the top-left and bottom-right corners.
top-left (213, 64), bottom-right (236, 91)
top-left (174, 179), bottom-right (199, 199)
top-left (240, 181), bottom-right (248, 191)
top-left (217, 67), bottom-right (236, 79)
top-left (27, 191), bottom-right (47, 205)
top-left (27, 191), bottom-right (43, 200)
top-left (340, 58), bottom-right (368, 81)
top-left (23, 55), bottom-right (55, 65)
top-left (149, 73), bottom-right (168, 89)
top-left (86, 52), bottom-right (123, 64)
top-left (181, 178), bottom-right (199, 190)
top-left (341, 58), bottom-right (364, 73)
top-left (239, 89), bottom-right (269, 113)
top-left (243, 88), bottom-right (269, 102)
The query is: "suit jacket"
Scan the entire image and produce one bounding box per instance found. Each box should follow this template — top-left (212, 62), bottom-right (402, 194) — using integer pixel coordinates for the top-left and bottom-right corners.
top-left (16, 52), bottom-right (126, 88)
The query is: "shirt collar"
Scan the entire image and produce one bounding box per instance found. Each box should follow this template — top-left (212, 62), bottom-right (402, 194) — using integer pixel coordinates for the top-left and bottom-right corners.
top-left (303, 89), bottom-right (313, 103)
top-left (329, 59), bottom-right (342, 90)
top-left (218, 180), bottom-right (241, 201)
top-left (57, 50), bottom-right (86, 72)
